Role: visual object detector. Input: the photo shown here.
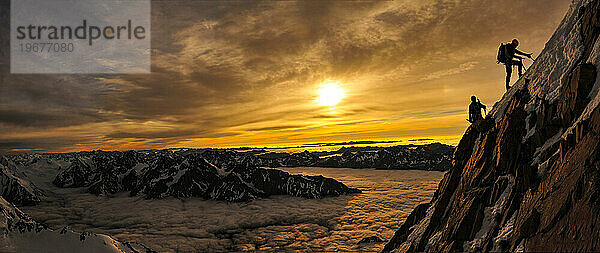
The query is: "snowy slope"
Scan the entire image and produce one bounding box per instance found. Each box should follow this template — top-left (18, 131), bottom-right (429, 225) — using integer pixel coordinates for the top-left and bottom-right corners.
top-left (0, 196), bottom-right (152, 253)
top-left (0, 156), bottom-right (42, 206)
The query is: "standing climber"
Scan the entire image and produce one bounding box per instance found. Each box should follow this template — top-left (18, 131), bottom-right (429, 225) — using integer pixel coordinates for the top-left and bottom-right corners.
top-left (468, 95), bottom-right (486, 123)
top-left (497, 39), bottom-right (533, 90)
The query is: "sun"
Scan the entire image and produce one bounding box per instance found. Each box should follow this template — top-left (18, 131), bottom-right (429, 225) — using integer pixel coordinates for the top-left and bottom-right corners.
top-left (316, 82), bottom-right (345, 106)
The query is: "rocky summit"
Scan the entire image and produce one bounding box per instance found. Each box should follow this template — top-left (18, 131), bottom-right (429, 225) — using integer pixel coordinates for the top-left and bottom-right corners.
top-left (383, 0), bottom-right (600, 252)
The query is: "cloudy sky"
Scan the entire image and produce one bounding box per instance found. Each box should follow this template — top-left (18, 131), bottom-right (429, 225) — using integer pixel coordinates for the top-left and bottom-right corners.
top-left (0, 0), bottom-right (571, 152)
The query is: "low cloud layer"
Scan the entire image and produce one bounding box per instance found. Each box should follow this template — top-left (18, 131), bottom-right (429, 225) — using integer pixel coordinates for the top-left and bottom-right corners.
top-left (22, 165), bottom-right (443, 252)
top-left (0, 0), bottom-right (570, 152)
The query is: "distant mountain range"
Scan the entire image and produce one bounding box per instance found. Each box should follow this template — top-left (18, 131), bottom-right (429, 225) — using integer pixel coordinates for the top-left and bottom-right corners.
top-left (47, 151), bottom-right (361, 201)
top-left (0, 147), bottom-right (366, 251)
top-left (0, 142), bottom-right (453, 251)
top-left (2, 142), bottom-right (453, 203)
top-left (201, 142), bottom-right (455, 171)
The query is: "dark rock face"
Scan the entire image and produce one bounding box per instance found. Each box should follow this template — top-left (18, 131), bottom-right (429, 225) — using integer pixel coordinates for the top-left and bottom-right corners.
top-left (0, 196), bottom-right (40, 236)
top-left (557, 63), bottom-right (597, 126)
top-left (240, 166), bottom-right (361, 198)
top-left (0, 156), bottom-right (42, 206)
top-left (512, 102), bottom-right (600, 252)
top-left (50, 151), bottom-right (361, 202)
top-left (53, 158), bottom-right (95, 188)
top-left (383, 0), bottom-right (600, 252)
top-left (382, 203), bottom-right (430, 252)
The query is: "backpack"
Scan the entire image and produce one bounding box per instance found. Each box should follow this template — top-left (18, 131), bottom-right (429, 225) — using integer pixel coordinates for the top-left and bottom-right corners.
top-left (497, 43), bottom-right (506, 64)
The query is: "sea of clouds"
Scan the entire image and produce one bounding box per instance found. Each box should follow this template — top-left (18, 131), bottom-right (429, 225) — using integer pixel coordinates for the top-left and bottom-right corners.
top-left (22, 167), bottom-right (443, 252)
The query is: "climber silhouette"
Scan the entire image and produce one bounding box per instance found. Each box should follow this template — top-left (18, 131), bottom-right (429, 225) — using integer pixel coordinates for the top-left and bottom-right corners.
top-left (468, 95), bottom-right (486, 123)
top-left (498, 39), bottom-right (533, 90)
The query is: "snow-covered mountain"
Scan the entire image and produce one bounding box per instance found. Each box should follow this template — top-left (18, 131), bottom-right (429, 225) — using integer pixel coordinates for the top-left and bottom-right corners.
top-left (0, 156), bottom-right (42, 206)
top-left (0, 148), bottom-right (363, 251)
top-left (316, 143), bottom-right (453, 170)
top-left (0, 196), bottom-right (153, 253)
top-left (47, 151), bottom-right (361, 201)
top-left (1, 144), bottom-right (452, 204)
top-left (0, 155), bottom-right (154, 253)
top-left (384, 0), bottom-right (600, 251)
top-left (202, 143), bottom-right (454, 171)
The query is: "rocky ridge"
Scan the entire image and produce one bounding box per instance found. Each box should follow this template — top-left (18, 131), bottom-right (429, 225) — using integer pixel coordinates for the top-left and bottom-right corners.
top-left (49, 151), bottom-right (361, 201)
top-left (0, 156), bottom-right (42, 206)
top-left (383, 0), bottom-right (600, 252)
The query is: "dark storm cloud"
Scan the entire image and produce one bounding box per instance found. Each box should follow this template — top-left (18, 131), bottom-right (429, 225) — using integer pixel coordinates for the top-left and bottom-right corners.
top-left (0, 74), bottom-right (116, 127)
top-left (0, 109), bottom-right (94, 128)
top-left (0, 0), bottom-right (570, 152)
top-left (0, 135), bottom-right (91, 153)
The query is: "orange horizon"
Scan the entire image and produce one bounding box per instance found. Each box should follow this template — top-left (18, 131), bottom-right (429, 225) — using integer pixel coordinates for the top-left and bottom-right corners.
top-left (0, 1), bottom-right (570, 153)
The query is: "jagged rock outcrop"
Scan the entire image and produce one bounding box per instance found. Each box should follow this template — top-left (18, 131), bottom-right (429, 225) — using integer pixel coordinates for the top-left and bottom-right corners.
top-left (384, 0), bottom-right (600, 252)
top-left (0, 156), bottom-right (42, 206)
top-left (230, 163), bottom-right (361, 199)
top-left (0, 196), bottom-right (40, 237)
top-left (53, 157), bottom-right (94, 188)
top-left (51, 151), bottom-right (361, 202)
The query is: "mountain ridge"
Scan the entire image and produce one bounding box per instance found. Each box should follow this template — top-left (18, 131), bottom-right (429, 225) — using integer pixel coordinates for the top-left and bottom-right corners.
top-left (383, 0), bottom-right (600, 251)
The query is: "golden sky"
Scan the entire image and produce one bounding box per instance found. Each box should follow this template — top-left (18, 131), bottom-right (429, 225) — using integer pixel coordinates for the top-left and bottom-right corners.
top-left (0, 0), bottom-right (571, 152)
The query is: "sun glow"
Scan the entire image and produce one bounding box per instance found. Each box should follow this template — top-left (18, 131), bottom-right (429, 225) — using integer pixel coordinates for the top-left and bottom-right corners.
top-left (316, 82), bottom-right (345, 106)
